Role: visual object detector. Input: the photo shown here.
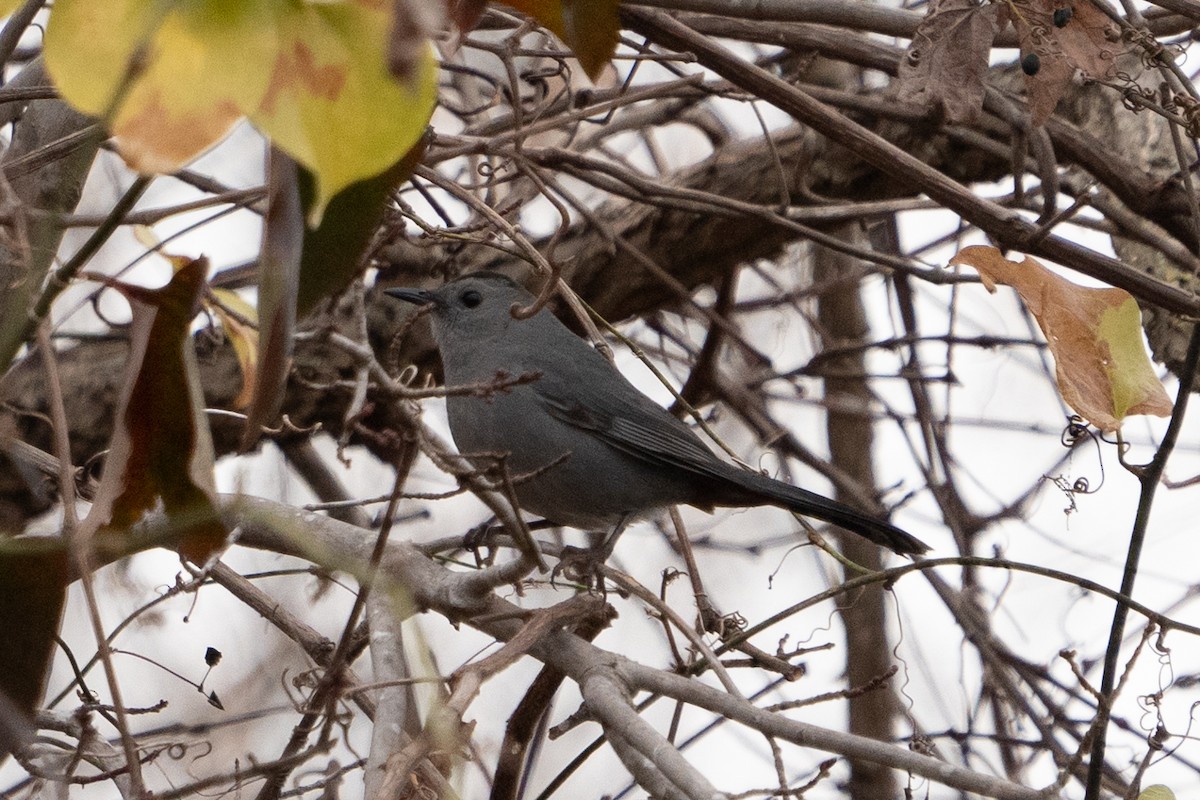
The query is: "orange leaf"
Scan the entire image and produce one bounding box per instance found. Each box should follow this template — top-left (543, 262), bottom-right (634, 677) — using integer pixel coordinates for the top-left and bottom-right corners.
top-left (208, 289), bottom-right (260, 411)
top-left (500, 0), bottom-right (619, 80)
top-left (951, 245), bottom-right (1172, 431)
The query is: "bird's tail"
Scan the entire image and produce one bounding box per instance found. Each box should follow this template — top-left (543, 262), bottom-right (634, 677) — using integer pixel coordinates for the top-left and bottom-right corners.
top-left (717, 468), bottom-right (929, 556)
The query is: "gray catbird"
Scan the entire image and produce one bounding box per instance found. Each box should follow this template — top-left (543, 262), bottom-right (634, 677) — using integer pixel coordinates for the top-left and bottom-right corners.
top-left (387, 273), bottom-right (929, 557)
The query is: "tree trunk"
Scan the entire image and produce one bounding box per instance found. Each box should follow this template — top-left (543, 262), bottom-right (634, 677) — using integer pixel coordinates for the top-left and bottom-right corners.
top-left (815, 229), bottom-right (901, 800)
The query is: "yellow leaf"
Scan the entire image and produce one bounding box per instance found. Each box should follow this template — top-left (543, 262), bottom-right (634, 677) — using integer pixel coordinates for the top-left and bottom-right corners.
top-left (1138, 787), bottom-right (1176, 800)
top-left (108, 2), bottom-right (275, 173)
top-left (44, 0), bottom-right (163, 118)
top-left (208, 288), bottom-right (260, 411)
top-left (45, 0), bottom-right (437, 220)
top-left (248, 1), bottom-right (438, 223)
top-left (951, 245), bottom-right (1173, 432)
top-left (46, 0), bottom-right (274, 173)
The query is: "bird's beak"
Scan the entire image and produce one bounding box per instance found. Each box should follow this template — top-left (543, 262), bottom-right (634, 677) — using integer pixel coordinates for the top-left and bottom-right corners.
top-left (385, 287), bottom-right (438, 306)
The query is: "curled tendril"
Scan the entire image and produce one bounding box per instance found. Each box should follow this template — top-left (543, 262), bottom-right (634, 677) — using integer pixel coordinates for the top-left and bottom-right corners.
top-left (1046, 474), bottom-right (1080, 514)
top-left (1141, 45), bottom-right (1167, 70)
top-left (1061, 414), bottom-right (1091, 446)
top-left (1029, 25), bottom-right (1053, 46)
top-left (167, 740), bottom-right (212, 760)
top-left (1119, 82), bottom-right (1157, 113)
top-left (476, 161), bottom-right (503, 178)
top-left (724, 611), bottom-right (747, 632)
top-left (1051, 415), bottom-right (1106, 504)
top-left (1165, 90), bottom-right (1200, 135)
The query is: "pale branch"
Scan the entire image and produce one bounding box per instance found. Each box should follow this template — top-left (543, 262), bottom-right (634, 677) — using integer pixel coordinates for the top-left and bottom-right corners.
top-left (227, 494), bottom-right (1054, 800)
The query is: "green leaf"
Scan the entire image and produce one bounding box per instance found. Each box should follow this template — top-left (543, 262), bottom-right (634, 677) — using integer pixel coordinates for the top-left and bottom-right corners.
top-left (1138, 787), bottom-right (1176, 800)
top-left (1096, 297), bottom-right (1172, 422)
top-left (0, 537), bottom-right (68, 759)
top-left (296, 132), bottom-right (428, 316)
top-left (0, 63), bottom-right (104, 374)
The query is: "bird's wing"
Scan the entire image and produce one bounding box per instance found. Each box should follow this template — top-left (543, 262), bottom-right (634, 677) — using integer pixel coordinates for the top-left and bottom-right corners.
top-left (533, 363), bottom-right (931, 555)
top-left (533, 369), bottom-right (727, 476)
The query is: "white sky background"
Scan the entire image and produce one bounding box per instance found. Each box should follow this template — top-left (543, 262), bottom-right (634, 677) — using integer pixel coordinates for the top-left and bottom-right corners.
top-left (9, 24), bottom-right (1200, 800)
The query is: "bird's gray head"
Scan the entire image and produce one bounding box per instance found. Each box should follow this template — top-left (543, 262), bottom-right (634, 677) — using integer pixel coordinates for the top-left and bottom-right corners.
top-left (385, 272), bottom-right (537, 349)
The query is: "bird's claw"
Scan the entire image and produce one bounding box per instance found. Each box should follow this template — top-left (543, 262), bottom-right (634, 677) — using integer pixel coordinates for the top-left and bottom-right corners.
top-left (550, 545), bottom-right (608, 594)
top-left (463, 521), bottom-right (500, 567)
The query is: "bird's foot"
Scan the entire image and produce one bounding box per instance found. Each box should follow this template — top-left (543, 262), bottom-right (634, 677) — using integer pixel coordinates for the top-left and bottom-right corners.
top-left (550, 545), bottom-right (610, 593)
top-left (463, 521), bottom-right (501, 567)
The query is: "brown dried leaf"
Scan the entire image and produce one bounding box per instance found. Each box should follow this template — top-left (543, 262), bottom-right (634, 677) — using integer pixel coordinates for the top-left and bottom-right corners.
top-left (895, 0), bottom-right (999, 124)
top-left (1057, 0), bottom-right (1123, 78)
top-left (83, 258), bottom-right (228, 562)
top-left (1008, 0), bottom-right (1123, 125)
top-left (503, 0), bottom-right (620, 80)
top-left (951, 245), bottom-right (1172, 431)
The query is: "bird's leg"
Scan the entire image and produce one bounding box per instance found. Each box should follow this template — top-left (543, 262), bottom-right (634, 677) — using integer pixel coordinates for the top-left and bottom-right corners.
top-left (550, 515), bottom-right (631, 591)
top-left (592, 514), bottom-right (632, 561)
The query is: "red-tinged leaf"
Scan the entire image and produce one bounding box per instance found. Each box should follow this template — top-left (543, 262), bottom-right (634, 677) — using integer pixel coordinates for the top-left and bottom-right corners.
top-left (501, 0), bottom-right (619, 80)
top-left (0, 538), bottom-right (68, 759)
top-left (895, 0), bottom-right (998, 124)
top-left (952, 245), bottom-right (1172, 431)
top-left (249, 1), bottom-right (437, 222)
top-left (240, 149), bottom-right (302, 452)
top-left (83, 258), bottom-right (228, 563)
top-left (297, 132), bottom-right (429, 316)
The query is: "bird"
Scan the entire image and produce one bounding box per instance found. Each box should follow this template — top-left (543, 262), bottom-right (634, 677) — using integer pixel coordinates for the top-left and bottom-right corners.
top-left (386, 272), bottom-right (929, 559)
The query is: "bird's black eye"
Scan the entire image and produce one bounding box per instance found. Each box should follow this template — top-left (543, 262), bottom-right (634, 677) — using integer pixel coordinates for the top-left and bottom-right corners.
top-left (460, 289), bottom-right (482, 308)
